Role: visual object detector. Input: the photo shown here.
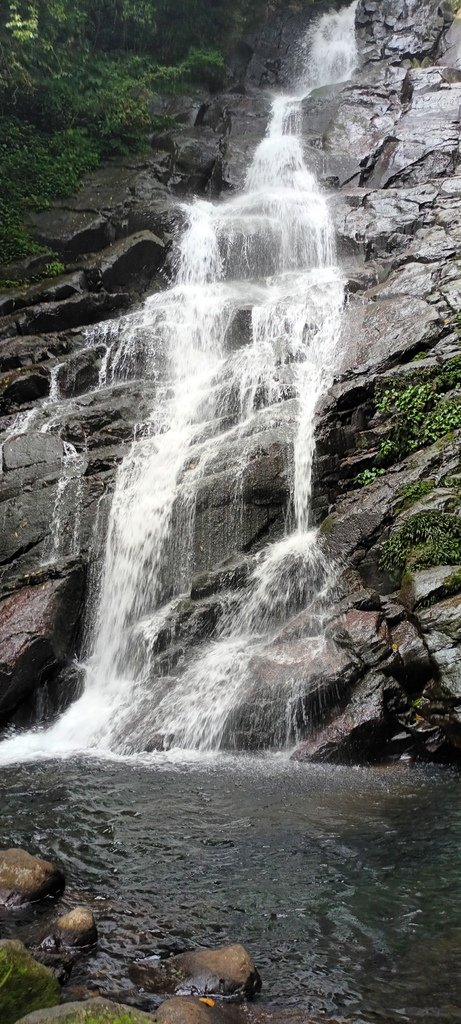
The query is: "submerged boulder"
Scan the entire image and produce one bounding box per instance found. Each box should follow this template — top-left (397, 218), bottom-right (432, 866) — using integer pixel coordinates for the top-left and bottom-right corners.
top-left (0, 939), bottom-right (60, 1024)
top-left (130, 944), bottom-right (261, 1001)
top-left (0, 848), bottom-right (65, 907)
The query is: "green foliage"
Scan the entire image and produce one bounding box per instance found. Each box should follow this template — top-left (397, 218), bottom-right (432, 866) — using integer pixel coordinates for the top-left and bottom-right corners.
top-left (354, 467), bottom-right (385, 487)
top-left (43, 259), bottom-right (65, 276)
top-left (376, 358), bottom-right (461, 462)
top-left (381, 511), bottom-right (461, 579)
top-left (0, 118), bottom-right (101, 263)
top-left (0, 0), bottom-right (247, 265)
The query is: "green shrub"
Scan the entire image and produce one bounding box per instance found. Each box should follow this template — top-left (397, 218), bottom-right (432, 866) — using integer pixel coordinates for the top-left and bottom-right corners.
top-left (354, 467), bottom-right (385, 487)
top-left (381, 511), bottom-right (461, 579)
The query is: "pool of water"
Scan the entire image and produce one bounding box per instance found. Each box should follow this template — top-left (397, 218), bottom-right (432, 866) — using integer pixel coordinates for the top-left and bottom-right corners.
top-left (0, 754), bottom-right (460, 1023)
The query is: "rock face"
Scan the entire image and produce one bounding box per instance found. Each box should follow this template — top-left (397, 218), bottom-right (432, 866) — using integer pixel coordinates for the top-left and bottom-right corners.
top-left (0, 848), bottom-right (65, 907)
top-left (130, 945), bottom-right (261, 1001)
top-left (1, 0), bottom-right (461, 764)
top-left (0, 567), bottom-right (84, 725)
top-left (0, 939), bottom-right (60, 1024)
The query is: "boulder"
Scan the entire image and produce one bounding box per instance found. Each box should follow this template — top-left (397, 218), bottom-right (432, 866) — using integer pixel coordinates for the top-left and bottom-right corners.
top-left (0, 566), bottom-right (84, 723)
top-left (157, 1002), bottom-right (334, 1024)
top-left (85, 231), bottom-right (166, 292)
top-left (157, 997), bottom-right (240, 1024)
top-left (14, 998), bottom-right (156, 1023)
top-left (53, 907), bottom-right (97, 948)
top-left (356, 0), bottom-right (452, 63)
top-left (0, 849), bottom-right (65, 907)
top-left (56, 348), bottom-right (102, 399)
top-left (0, 940), bottom-right (60, 1024)
top-left (130, 944), bottom-right (261, 1001)
top-left (2, 431), bottom-right (63, 474)
top-left (0, 366), bottom-right (50, 411)
top-left (12, 291), bottom-right (131, 335)
top-left (292, 674), bottom-right (402, 764)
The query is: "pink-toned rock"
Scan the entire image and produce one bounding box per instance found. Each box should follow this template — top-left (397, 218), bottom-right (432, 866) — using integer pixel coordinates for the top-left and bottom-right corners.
top-left (0, 568), bottom-right (84, 723)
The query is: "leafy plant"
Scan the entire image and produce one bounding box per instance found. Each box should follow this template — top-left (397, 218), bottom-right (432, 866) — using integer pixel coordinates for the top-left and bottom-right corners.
top-left (381, 511), bottom-right (461, 578)
top-left (354, 467), bottom-right (385, 487)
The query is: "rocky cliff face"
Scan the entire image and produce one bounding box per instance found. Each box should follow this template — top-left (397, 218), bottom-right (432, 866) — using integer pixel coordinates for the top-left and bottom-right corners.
top-left (0, 0), bottom-right (460, 765)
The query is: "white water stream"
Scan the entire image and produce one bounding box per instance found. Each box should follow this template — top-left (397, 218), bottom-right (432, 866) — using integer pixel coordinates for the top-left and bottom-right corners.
top-left (0, 3), bottom-right (358, 762)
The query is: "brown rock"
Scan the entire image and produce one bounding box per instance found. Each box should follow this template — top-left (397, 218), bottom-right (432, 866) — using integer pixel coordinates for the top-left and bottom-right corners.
top-left (55, 906), bottom-right (97, 947)
top-left (130, 944), bottom-right (261, 1000)
top-left (0, 848), bottom-right (65, 907)
top-left (157, 997), bottom-right (240, 1024)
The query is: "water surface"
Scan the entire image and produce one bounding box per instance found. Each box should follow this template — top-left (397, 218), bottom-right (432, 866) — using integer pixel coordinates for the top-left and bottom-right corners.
top-left (1, 756), bottom-right (460, 1023)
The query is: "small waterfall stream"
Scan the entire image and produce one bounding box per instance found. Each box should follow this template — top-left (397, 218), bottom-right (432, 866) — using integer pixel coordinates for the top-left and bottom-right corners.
top-left (0, 3), bottom-right (358, 762)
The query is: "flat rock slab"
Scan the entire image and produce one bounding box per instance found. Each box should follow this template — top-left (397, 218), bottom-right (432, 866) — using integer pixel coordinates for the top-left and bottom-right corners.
top-left (130, 944), bottom-right (261, 1000)
top-left (0, 848), bottom-right (65, 907)
top-left (157, 998), bottom-right (341, 1024)
top-left (14, 998), bottom-right (156, 1023)
top-left (0, 939), bottom-right (60, 1024)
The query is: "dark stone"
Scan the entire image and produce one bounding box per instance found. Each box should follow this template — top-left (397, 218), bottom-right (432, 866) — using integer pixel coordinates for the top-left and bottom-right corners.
top-left (0, 366), bottom-right (50, 411)
top-left (85, 231), bottom-right (166, 292)
top-left (292, 674), bottom-right (400, 764)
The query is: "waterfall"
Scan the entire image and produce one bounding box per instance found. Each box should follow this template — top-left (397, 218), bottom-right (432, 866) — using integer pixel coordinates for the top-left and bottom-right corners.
top-left (0, 2), bottom-right (358, 763)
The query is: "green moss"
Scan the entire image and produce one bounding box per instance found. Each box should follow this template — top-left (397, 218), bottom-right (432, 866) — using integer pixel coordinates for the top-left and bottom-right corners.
top-left (11, 1000), bottom-right (159, 1023)
top-left (0, 940), bottom-right (60, 1024)
top-left (381, 511), bottom-right (461, 581)
top-left (319, 514), bottom-right (335, 537)
top-left (438, 567), bottom-right (461, 598)
top-left (395, 479), bottom-right (435, 512)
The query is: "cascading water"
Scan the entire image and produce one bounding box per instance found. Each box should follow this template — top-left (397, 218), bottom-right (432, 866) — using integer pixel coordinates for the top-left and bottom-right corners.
top-left (0, 3), bottom-right (358, 762)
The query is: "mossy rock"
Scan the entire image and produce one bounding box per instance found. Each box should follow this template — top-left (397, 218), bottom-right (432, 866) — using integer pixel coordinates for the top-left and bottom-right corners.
top-left (14, 996), bottom-right (157, 1023)
top-left (0, 939), bottom-right (60, 1024)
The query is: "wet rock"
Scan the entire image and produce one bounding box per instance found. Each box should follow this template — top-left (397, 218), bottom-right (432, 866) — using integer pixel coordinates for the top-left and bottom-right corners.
top-left (11, 291), bottom-right (132, 336)
top-left (53, 907), bottom-right (97, 948)
top-left (0, 366), bottom-right (50, 411)
top-left (2, 432), bottom-right (63, 474)
top-left (0, 273), bottom-right (86, 319)
top-left (27, 156), bottom-right (178, 256)
top-left (0, 939), bottom-right (60, 1024)
top-left (157, 997), bottom-right (240, 1024)
top-left (356, 0), bottom-right (452, 64)
top-left (14, 998), bottom-right (156, 1023)
top-left (292, 674), bottom-right (402, 764)
top-left (130, 944), bottom-right (261, 1001)
top-left (0, 566), bottom-right (84, 723)
top-left (84, 231), bottom-right (166, 292)
top-left (0, 850), bottom-right (65, 907)
top-left (56, 348), bottom-right (102, 399)
top-left (0, 333), bottom-right (74, 373)
top-left (401, 565), bottom-right (461, 611)
top-left (170, 128), bottom-right (224, 194)
top-left (157, 1003), bottom-right (335, 1024)
top-left (27, 210), bottom-right (115, 258)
